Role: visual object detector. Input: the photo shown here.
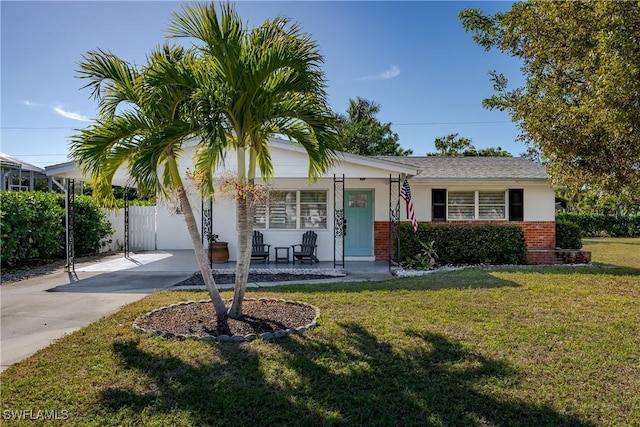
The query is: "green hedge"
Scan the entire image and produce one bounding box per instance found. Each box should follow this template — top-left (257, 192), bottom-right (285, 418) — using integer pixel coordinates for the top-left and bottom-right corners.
top-left (556, 212), bottom-right (640, 237)
top-left (72, 196), bottom-right (115, 255)
top-left (556, 220), bottom-right (583, 249)
top-left (0, 191), bottom-right (114, 268)
top-left (398, 223), bottom-right (528, 266)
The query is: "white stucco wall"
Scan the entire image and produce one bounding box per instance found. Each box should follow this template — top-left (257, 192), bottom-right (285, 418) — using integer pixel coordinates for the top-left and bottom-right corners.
top-left (101, 143), bottom-right (555, 259)
top-left (409, 181), bottom-right (555, 222)
top-left (202, 176), bottom-right (393, 261)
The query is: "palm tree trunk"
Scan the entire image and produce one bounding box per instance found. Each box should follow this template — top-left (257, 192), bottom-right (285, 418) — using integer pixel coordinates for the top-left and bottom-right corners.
top-left (168, 156), bottom-right (227, 321)
top-left (228, 194), bottom-right (254, 319)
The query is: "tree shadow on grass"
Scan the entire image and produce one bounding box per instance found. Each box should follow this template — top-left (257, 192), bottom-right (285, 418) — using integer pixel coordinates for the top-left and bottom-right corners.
top-left (99, 324), bottom-right (593, 426)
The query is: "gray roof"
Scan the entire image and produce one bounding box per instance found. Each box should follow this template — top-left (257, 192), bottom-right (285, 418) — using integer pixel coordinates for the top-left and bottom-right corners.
top-left (375, 156), bottom-right (548, 181)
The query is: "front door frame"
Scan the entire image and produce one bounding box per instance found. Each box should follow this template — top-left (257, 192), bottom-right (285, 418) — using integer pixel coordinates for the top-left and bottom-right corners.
top-left (344, 189), bottom-right (375, 260)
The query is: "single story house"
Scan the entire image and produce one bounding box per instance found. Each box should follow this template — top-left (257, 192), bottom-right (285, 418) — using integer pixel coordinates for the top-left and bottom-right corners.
top-left (45, 138), bottom-right (572, 265)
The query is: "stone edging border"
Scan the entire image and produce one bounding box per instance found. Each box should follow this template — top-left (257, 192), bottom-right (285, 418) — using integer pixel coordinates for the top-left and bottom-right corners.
top-left (132, 298), bottom-right (321, 342)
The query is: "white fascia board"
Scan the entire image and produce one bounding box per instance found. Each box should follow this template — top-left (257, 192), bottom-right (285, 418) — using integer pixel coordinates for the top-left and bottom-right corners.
top-left (45, 161), bottom-right (80, 178)
top-left (45, 161), bottom-right (135, 187)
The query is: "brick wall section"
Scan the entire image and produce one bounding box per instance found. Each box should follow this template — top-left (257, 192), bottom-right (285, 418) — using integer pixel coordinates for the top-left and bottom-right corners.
top-left (372, 220), bottom-right (557, 261)
top-left (528, 250), bottom-right (591, 265)
top-left (374, 221), bottom-right (391, 261)
top-left (517, 221), bottom-right (556, 249)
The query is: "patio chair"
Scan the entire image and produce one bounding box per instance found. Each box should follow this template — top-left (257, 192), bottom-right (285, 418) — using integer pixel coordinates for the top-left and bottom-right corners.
top-left (251, 231), bottom-right (271, 263)
top-left (292, 231), bottom-right (319, 264)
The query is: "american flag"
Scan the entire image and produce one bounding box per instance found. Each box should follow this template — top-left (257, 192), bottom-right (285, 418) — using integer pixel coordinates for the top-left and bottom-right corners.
top-left (400, 178), bottom-right (418, 232)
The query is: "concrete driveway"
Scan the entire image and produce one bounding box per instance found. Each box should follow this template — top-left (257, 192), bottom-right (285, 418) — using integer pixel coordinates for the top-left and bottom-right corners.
top-left (1, 250), bottom-right (391, 373)
top-left (0, 251), bottom-right (198, 372)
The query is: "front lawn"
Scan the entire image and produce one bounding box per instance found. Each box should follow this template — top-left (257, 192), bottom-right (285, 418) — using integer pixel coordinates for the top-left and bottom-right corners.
top-left (1, 239), bottom-right (638, 426)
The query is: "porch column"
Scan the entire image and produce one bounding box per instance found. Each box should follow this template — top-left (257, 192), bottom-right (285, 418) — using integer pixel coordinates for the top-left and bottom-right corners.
top-left (202, 196), bottom-right (213, 267)
top-left (388, 174), bottom-right (401, 270)
top-left (124, 188), bottom-right (130, 258)
top-left (333, 174), bottom-right (345, 268)
top-left (66, 179), bottom-right (76, 272)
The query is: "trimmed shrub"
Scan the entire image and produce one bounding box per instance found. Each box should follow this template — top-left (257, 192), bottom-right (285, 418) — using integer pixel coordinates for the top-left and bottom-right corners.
top-left (1, 191), bottom-right (114, 268)
top-left (398, 223), bottom-right (528, 266)
top-left (1, 191), bottom-right (65, 266)
top-left (556, 212), bottom-right (640, 237)
top-left (69, 195), bottom-right (115, 255)
top-left (556, 220), bottom-right (583, 249)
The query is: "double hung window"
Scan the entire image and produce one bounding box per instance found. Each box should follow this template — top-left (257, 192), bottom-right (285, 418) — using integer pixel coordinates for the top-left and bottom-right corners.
top-left (432, 189), bottom-right (522, 221)
top-left (254, 190), bottom-right (327, 230)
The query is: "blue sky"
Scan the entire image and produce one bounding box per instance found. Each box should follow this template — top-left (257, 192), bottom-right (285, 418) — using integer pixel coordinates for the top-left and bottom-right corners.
top-left (1, 1), bottom-right (524, 168)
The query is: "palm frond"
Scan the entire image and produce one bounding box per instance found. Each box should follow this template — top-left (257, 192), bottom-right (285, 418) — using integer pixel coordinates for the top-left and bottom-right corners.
top-left (77, 49), bottom-right (141, 119)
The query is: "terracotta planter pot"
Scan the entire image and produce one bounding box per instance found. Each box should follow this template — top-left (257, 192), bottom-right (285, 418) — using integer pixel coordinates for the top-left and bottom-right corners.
top-left (208, 242), bottom-right (229, 263)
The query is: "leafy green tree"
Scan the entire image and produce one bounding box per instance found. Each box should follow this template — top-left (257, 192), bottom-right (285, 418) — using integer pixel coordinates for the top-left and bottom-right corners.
top-left (168, 3), bottom-right (339, 318)
top-left (337, 97), bottom-right (412, 156)
top-left (70, 45), bottom-right (229, 320)
top-left (427, 133), bottom-right (512, 156)
top-left (459, 1), bottom-right (640, 192)
top-left (474, 146), bottom-right (512, 157)
top-left (557, 186), bottom-right (640, 216)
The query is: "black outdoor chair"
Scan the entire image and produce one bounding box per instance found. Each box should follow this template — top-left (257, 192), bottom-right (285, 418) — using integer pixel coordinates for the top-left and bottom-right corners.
top-left (292, 231), bottom-right (319, 264)
top-left (251, 230), bottom-right (271, 263)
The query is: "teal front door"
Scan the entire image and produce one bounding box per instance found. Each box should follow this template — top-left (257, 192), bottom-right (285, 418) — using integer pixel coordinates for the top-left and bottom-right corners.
top-left (344, 190), bottom-right (374, 257)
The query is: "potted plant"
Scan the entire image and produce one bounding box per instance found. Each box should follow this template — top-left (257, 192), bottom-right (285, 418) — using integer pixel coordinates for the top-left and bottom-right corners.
top-left (208, 234), bottom-right (229, 263)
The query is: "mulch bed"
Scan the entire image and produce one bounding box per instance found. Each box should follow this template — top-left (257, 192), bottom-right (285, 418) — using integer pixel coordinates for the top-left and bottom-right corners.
top-left (134, 298), bottom-right (319, 340)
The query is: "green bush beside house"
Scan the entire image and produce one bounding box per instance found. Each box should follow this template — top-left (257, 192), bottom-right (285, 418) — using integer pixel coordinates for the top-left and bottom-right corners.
top-left (555, 220), bottom-right (583, 249)
top-left (0, 191), bottom-right (113, 268)
top-left (398, 223), bottom-right (528, 267)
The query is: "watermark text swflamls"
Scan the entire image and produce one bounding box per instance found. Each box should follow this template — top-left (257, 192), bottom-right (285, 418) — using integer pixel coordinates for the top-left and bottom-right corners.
top-left (3, 409), bottom-right (69, 421)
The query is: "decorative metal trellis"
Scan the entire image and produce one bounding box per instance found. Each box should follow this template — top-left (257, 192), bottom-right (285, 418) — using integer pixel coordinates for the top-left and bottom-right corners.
top-left (202, 196), bottom-right (213, 267)
top-left (389, 174), bottom-right (401, 270)
top-left (124, 187), bottom-right (130, 258)
top-left (66, 179), bottom-right (75, 272)
top-left (333, 174), bottom-right (345, 268)
top-left (202, 197), bottom-right (213, 246)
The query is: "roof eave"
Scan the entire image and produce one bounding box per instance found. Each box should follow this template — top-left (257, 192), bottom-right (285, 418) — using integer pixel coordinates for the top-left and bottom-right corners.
top-left (411, 177), bottom-right (549, 183)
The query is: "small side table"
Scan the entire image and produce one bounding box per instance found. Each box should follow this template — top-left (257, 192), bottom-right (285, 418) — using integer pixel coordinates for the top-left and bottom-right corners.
top-left (274, 246), bottom-right (290, 264)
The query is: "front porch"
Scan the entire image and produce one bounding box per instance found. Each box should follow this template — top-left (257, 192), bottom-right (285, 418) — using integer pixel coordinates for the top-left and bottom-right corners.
top-left (76, 250), bottom-right (393, 284)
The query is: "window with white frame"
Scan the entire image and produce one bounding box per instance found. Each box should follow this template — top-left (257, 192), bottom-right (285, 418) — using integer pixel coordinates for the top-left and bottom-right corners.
top-left (254, 190), bottom-right (327, 230)
top-left (447, 191), bottom-right (506, 220)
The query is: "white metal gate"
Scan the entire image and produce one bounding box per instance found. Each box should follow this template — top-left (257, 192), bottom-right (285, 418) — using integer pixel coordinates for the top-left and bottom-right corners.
top-left (128, 206), bottom-right (156, 251)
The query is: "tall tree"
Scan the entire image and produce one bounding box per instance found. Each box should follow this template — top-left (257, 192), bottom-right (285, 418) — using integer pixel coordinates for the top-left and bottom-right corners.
top-left (337, 97), bottom-right (412, 156)
top-left (459, 1), bottom-right (640, 192)
top-left (168, 3), bottom-right (339, 318)
top-left (427, 133), bottom-right (512, 156)
top-left (70, 45), bottom-right (228, 320)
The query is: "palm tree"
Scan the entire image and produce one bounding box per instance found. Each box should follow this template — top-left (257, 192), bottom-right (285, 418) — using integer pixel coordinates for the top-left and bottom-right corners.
top-left (168, 2), bottom-right (339, 318)
top-left (337, 97), bottom-right (411, 156)
top-left (69, 44), bottom-right (228, 320)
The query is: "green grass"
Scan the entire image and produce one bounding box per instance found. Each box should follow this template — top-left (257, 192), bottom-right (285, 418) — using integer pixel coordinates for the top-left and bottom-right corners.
top-left (1, 239), bottom-right (639, 426)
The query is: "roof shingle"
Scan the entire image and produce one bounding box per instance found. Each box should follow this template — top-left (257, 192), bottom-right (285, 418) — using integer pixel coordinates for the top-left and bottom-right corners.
top-left (375, 156), bottom-right (548, 181)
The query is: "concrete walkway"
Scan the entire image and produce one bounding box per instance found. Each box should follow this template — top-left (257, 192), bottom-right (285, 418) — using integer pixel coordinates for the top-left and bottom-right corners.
top-left (1, 251), bottom-right (392, 372)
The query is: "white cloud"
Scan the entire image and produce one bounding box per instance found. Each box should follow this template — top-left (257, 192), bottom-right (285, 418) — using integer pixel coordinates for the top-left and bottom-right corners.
top-left (53, 106), bottom-right (91, 122)
top-left (22, 100), bottom-right (43, 107)
top-left (360, 65), bottom-right (401, 81)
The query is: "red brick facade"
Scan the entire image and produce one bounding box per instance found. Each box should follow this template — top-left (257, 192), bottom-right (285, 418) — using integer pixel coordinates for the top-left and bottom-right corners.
top-left (527, 249), bottom-right (591, 264)
top-left (374, 221), bottom-right (391, 260)
top-left (373, 220), bottom-right (564, 264)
